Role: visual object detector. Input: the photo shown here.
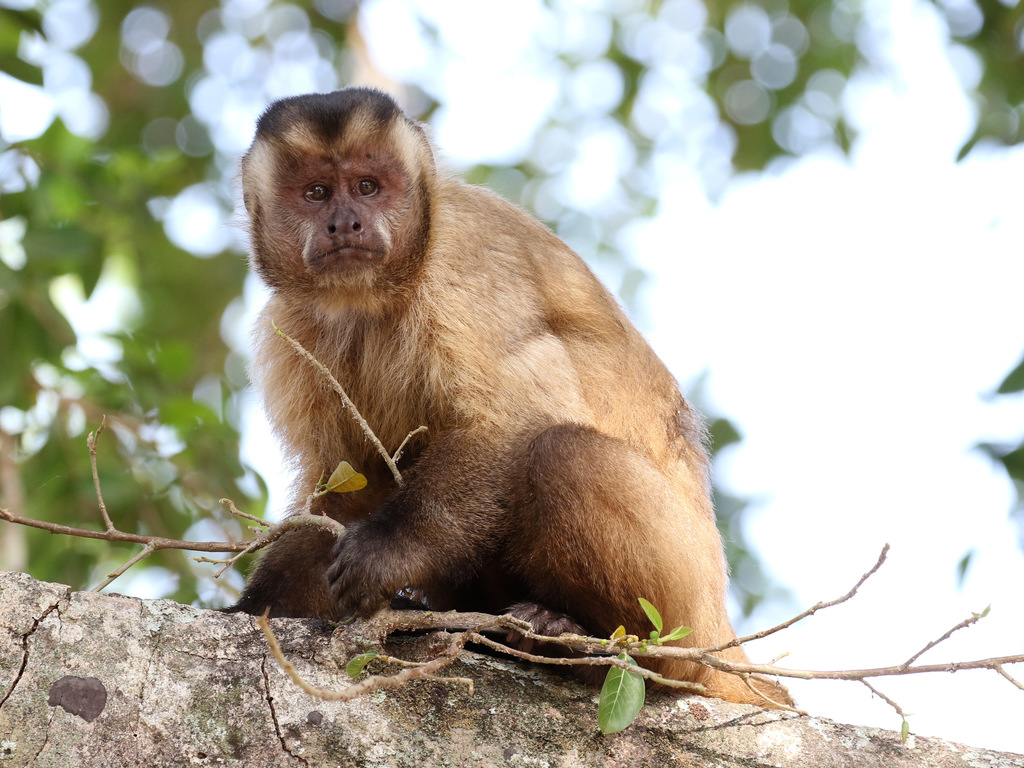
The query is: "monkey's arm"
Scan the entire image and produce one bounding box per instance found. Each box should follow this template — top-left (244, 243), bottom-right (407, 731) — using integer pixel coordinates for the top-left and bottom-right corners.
top-left (228, 526), bottom-right (343, 619)
top-left (229, 475), bottom-right (385, 620)
top-left (326, 426), bottom-right (516, 617)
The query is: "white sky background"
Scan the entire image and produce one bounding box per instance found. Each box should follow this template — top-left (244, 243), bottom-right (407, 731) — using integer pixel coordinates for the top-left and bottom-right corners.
top-left (2, 0), bottom-right (1022, 754)
top-left (357, 0), bottom-right (1024, 753)
top-left (633, 5), bottom-right (1024, 752)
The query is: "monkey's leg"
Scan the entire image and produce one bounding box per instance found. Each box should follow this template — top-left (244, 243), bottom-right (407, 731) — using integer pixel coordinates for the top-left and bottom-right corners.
top-left (505, 423), bottom-right (789, 706)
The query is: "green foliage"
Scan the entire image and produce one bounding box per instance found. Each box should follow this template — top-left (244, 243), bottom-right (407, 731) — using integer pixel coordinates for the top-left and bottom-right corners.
top-left (955, 549), bottom-right (974, 588)
top-left (938, 0), bottom-right (1024, 157)
top-left (996, 355), bottom-right (1024, 395)
top-left (976, 351), bottom-right (1024, 543)
top-left (989, 443), bottom-right (1024, 494)
top-left (596, 598), bottom-right (692, 733)
top-left (0, 1), bottom-right (258, 604)
top-left (706, 0), bottom-right (859, 170)
top-left (598, 654), bottom-right (646, 735)
top-left (346, 652), bottom-right (379, 678)
top-left (0, 8), bottom-right (43, 84)
top-left (660, 625), bottom-right (694, 643)
top-left (638, 597), bottom-right (663, 633)
top-left (638, 597), bottom-right (692, 645)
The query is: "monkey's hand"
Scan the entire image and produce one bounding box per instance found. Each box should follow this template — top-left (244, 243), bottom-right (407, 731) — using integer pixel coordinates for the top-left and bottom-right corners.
top-left (325, 521), bottom-right (401, 618)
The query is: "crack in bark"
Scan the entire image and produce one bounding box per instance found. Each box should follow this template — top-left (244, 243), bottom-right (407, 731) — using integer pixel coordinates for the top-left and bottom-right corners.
top-left (261, 655), bottom-right (309, 767)
top-left (30, 709), bottom-right (55, 763)
top-left (0, 600), bottom-right (61, 710)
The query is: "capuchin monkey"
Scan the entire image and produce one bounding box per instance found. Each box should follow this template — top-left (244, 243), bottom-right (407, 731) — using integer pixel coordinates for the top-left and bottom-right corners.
top-left (231, 87), bottom-right (789, 707)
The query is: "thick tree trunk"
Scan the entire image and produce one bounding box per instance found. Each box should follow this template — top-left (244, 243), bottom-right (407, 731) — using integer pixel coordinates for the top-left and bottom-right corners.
top-left (0, 570), bottom-right (1017, 767)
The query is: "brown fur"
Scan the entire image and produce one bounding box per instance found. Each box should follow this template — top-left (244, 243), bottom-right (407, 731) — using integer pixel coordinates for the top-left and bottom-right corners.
top-left (231, 88), bottom-right (789, 707)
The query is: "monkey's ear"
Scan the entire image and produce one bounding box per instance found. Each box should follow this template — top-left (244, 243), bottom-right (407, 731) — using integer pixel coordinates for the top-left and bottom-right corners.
top-left (242, 192), bottom-right (253, 215)
top-left (405, 121), bottom-right (437, 174)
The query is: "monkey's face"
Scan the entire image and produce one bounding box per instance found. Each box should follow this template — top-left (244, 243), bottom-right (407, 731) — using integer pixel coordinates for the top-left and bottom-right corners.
top-left (283, 154), bottom-right (407, 278)
top-left (244, 145), bottom-right (419, 296)
top-left (241, 90), bottom-right (435, 305)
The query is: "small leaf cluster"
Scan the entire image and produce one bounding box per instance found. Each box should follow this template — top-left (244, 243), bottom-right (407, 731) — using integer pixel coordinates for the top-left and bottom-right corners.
top-left (598, 599), bottom-right (692, 735)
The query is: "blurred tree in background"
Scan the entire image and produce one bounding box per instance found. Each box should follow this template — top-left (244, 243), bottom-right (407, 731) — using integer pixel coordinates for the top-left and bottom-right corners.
top-left (978, 355), bottom-right (1024, 547)
top-left (0, 0), bottom-right (1021, 610)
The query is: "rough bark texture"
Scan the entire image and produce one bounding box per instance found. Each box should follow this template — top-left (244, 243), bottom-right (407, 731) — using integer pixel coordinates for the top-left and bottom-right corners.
top-left (0, 570), bottom-right (1019, 768)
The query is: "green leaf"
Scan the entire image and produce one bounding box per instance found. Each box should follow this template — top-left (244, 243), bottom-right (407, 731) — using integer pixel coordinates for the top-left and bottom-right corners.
top-left (610, 625), bottom-right (626, 641)
top-left (973, 605), bottom-right (991, 619)
top-left (996, 355), bottom-right (1024, 394)
top-left (637, 597), bottom-right (662, 633)
top-left (901, 718), bottom-right (910, 743)
top-left (346, 652), bottom-right (378, 678)
top-left (955, 550), bottom-right (973, 588)
top-left (976, 442), bottom-right (1024, 485)
top-left (660, 625), bottom-right (693, 643)
top-left (598, 654), bottom-right (646, 734)
top-left (707, 416), bottom-right (743, 456)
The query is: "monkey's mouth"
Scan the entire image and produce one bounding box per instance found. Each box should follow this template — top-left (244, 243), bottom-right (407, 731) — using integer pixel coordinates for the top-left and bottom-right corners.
top-left (306, 246), bottom-right (383, 272)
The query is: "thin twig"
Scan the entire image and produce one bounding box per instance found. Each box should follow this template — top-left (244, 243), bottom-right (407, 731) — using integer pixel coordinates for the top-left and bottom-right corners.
top-left (250, 597), bottom-right (1024, 720)
top-left (87, 418), bottom-right (115, 532)
top-left (742, 674), bottom-right (806, 714)
top-left (0, 490), bottom-right (343, 588)
top-left (221, 498), bottom-right (272, 527)
top-left (273, 322), bottom-right (407, 487)
top-left (327, 606), bottom-right (1024, 690)
top-left (694, 651), bottom-right (1024, 681)
top-left (466, 631), bottom-right (704, 691)
top-left (92, 544), bottom-right (155, 592)
top-left (706, 544), bottom-right (890, 655)
top-left (393, 425), bottom-right (428, 464)
top-left (0, 506), bottom-right (251, 551)
top-left (861, 679), bottom-right (906, 715)
top-left (208, 513), bottom-right (346, 578)
top-left (192, 556), bottom-right (234, 566)
top-left (257, 612), bottom-right (474, 700)
top-left (995, 665), bottom-right (1024, 692)
top-left (898, 612), bottom-right (983, 670)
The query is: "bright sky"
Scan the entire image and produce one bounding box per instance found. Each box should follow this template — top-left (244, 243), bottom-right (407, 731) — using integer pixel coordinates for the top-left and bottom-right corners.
top-left (635, 5), bottom-right (1024, 752)
top-left (642, 125), bottom-right (1024, 752)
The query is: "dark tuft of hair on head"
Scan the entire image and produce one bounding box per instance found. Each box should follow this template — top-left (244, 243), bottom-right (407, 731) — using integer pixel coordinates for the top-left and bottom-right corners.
top-left (254, 88), bottom-right (406, 144)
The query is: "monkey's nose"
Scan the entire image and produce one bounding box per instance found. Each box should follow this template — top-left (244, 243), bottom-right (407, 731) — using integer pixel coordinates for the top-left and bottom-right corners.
top-left (329, 220), bottom-right (361, 235)
top-left (327, 206), bottom-right (362, 236)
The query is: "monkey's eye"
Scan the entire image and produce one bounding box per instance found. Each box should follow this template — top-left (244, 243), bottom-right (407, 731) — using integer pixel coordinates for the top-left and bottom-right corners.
top-left (356, 179), bottom-right (379, 197)
top-left (304, 184), bottom-right (330, 202)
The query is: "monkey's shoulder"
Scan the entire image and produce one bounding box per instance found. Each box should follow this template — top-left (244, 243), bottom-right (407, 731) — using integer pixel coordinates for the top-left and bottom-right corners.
top-left (432, 180), bottom-right (576, 264)
top-left (427, 178), bottom-right (625, 324)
